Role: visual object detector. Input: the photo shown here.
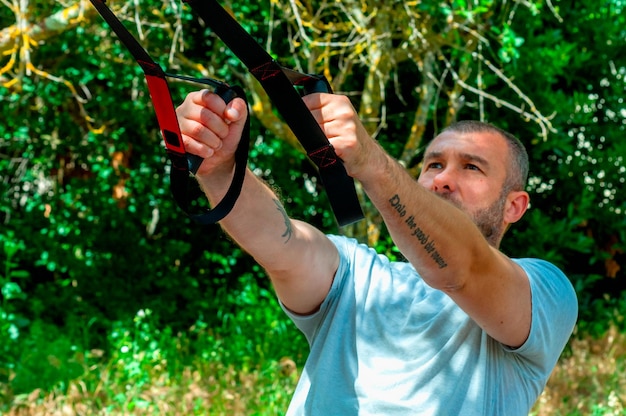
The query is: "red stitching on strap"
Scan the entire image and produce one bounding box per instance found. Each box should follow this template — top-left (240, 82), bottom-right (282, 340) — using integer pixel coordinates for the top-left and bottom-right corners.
top-left (308, 144), bottom-right (338, 168)
top-left (251, 61), bottom-right (281, 81)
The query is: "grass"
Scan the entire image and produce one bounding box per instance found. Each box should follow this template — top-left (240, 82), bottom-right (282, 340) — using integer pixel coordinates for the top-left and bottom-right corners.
top-left (1, 324), bottom-right (625, 415)
top-left (531, 325), bottom-right (626, 415)
top-left (3, 348), bottom-right (299, 415)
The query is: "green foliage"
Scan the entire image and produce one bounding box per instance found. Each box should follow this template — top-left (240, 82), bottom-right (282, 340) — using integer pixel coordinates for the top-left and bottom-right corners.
top-left (0, 232), bottom-right (30, 378)
top-left (1, 309), bottom-right (300, 414)
top-left (493, 0), bottom-right (626, 334)
top-left (209, 269), bottom-right (308, 365)
top-left (0, 1), bottom-right (625, 410)
top-left (9, 321), bottom-right (84, 395)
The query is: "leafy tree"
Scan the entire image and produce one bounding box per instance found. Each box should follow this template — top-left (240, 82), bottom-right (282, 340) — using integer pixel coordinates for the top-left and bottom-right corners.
top-left (0, 0), bottom-right (624, 365)
top-left (497, 0), bottom-right (626, 332)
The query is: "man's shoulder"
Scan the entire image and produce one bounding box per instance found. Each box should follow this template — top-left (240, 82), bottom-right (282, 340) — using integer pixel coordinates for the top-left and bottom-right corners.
top-left (513, 258), bottom-right (570, 285)
top-left (513, 258), bottom-right (576, 301)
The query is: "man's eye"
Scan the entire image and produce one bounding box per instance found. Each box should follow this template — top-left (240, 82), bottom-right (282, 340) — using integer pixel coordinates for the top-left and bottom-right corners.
top-left (427, 162), bottom-right (442, 169)
top-left (466, 164), bottom-right (481, 171)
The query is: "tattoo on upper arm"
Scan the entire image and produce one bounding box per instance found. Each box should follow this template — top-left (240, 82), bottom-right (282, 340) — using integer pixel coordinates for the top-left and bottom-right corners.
top-left (389, 194), bottom-right (448, 269)
top-left (273, 199), bottom-right (293, 243)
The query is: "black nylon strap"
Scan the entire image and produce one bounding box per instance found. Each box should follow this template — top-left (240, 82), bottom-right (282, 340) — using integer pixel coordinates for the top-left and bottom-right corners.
top-left (184, 0), bottom-right (364, 226)
top-left (89, 0), bottom-right (248, 224)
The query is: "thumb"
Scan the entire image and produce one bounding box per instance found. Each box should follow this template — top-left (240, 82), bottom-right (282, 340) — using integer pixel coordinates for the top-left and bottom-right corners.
top-left (224, 97), bottom-right (247, 123)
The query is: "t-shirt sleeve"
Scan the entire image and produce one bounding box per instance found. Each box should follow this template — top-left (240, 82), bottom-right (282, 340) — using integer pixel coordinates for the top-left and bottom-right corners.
top-left (279, 234), bottom-right (353, 345)
top-left (506, 259), bottom-right (578, 372)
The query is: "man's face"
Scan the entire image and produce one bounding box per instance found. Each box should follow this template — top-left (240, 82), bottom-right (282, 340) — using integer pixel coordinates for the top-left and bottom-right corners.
top-left (417, 131), bottom-right (511, 245)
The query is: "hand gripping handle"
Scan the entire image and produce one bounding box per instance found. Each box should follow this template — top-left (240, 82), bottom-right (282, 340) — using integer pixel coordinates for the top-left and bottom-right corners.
top-left (186, 84), bottom-right (240, 174)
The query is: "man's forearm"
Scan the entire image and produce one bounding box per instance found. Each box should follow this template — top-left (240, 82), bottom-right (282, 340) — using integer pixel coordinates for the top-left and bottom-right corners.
top-left (197, 167), bottom-right (339, 314)
top-left (197, 168), bottom-right (294, 267)
top-left (359, 153), bottom-right (490, 291)
top-left (197, 168), bottom-right (336, 277)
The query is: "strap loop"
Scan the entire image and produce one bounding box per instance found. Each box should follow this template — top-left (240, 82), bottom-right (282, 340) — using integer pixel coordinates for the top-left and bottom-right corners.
top-left (91, 0), bottom-right (364, 226)
top-left (90, 0), bottom-right (248, 224)
top-left (185, 0), bottom-right (363, 227)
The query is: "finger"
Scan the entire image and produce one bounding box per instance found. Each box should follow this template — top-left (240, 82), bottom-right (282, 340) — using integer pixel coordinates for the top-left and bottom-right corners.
top-left (177, 106), bottom-right (228, 155)
top-left (301, 92), bottom-right (325, 111)
top-left (301, 103), bottom-right (345, 139)
top-left (193, 90), bottom-right (247, 125)
top-left (302, 93), bottom-right (354, 128)
top-left (224, 97), bottom-right (247, 124)
top-left (178, 93), bottom-right (230, 139)
top-left (179, 119), bottom-right (223, 158)
top-left (193, 89), bottom-right (228, 113)
top-left (187, 90), bottom-right (247, 131)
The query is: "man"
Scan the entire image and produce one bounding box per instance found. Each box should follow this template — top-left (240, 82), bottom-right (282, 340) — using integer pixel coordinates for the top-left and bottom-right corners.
top-left (176, 90), bottom-right (578, 415)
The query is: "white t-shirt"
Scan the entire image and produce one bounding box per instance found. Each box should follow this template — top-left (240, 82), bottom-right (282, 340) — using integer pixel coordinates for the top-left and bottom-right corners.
top-left (282, 235), bottom-right (578, 415)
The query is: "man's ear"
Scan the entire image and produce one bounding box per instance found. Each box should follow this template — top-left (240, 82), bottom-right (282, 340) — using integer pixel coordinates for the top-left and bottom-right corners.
top-left (504, 191), bottom-right (530, 224)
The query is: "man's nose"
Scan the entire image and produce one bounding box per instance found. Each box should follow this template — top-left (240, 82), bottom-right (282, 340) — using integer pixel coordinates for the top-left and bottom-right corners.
top-left (431, 168), bottom-right (456, 193)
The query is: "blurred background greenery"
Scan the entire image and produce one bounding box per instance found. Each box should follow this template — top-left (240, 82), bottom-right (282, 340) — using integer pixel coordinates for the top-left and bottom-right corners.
top-left (0, 0), bottom-right (624, 414)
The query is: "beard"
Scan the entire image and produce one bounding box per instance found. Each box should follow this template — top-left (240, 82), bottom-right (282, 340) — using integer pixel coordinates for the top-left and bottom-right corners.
top-left (439, 193), bottom-right (507, 247)
top-left (471, 196), bottom-right (507, 246)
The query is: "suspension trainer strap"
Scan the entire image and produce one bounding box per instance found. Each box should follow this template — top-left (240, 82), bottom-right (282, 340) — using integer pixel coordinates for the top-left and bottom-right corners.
top-left (89, 0), bottom-right (249, 224)
top-left (184, 0), bottom-right (364, 226)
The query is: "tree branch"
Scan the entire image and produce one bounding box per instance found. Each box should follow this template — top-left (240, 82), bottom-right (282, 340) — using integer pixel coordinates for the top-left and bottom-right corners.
top-left (0, 1), bottom-right (96, 54)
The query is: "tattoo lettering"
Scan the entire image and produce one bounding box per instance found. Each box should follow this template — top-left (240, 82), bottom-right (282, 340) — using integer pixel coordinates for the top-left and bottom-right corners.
top-left (389, 194), bottom-right (407, 217)
top-left (273, 199), bottom-right (292, 243)
top-left (388, 194), bottom-right (448, 269)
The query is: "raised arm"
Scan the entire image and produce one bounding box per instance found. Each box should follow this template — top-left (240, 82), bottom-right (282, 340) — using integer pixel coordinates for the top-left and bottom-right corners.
top-left (176, 90), bottom-right (338, 315)
top-left (302, 93), bottom-right (532, 347)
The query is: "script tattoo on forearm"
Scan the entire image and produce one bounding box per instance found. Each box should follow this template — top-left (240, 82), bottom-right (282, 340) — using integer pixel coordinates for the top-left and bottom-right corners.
top-left (273, 199), bottom-right (292, 243)
top-left (389, 194), bottom-right (448, 269)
